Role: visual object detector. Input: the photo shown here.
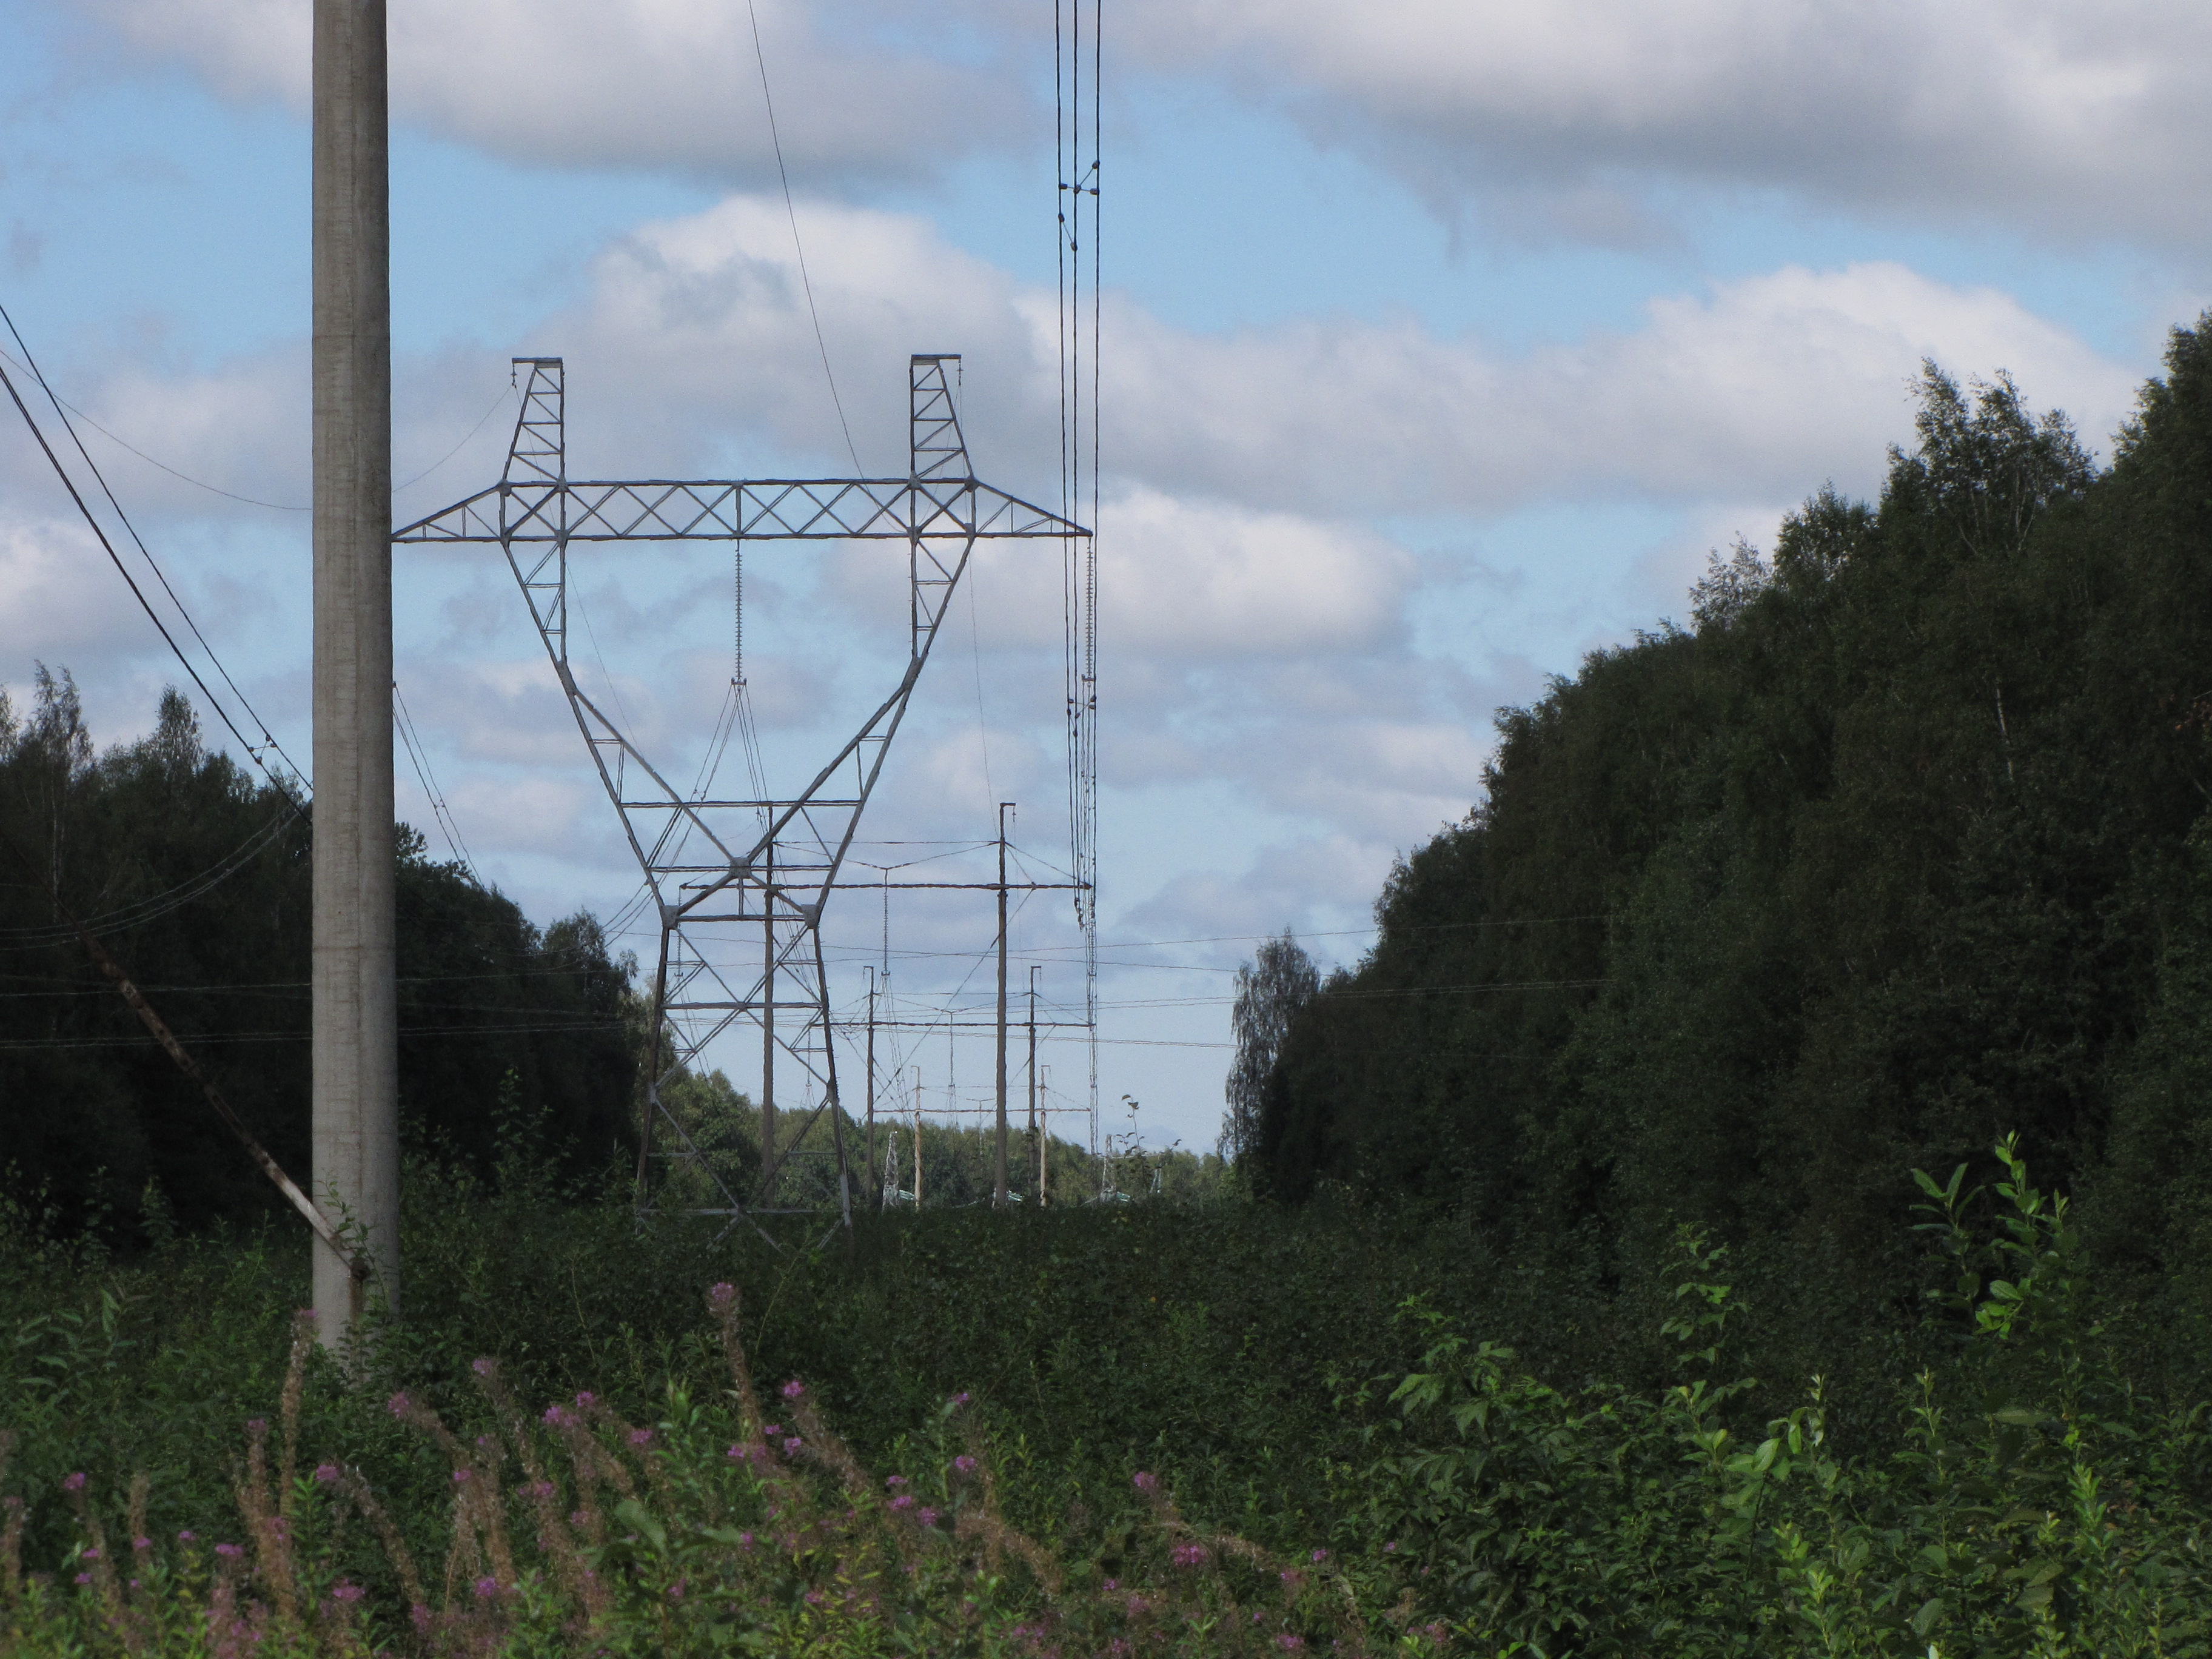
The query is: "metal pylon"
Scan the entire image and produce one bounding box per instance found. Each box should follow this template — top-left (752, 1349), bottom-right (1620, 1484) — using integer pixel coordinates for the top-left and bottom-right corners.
top-left (395, 354), bottom-right (1086, 1224)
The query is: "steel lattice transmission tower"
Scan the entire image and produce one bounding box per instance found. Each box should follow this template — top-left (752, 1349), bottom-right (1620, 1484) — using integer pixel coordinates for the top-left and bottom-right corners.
top-left (396, 355), bottom-right (1087, 1224)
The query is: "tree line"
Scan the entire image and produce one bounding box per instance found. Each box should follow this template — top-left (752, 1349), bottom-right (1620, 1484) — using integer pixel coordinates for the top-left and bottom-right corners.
top-left (1232, 314), bottom-right (2212, 1354)
top-left (0, 675), bottom-right (638, 1237)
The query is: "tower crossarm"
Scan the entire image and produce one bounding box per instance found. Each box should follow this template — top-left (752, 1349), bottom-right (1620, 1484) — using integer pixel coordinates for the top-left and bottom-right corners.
top-left (394, 478), bottom-right (1084, 544)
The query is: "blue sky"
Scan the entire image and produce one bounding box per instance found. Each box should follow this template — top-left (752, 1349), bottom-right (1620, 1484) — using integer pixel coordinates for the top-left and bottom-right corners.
top-left (4, 0), bottom-right (2207, 1159)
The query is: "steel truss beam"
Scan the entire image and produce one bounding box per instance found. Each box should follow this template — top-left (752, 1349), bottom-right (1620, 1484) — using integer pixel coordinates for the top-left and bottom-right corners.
top-left (395, 355), bottom-right (1087, 1225)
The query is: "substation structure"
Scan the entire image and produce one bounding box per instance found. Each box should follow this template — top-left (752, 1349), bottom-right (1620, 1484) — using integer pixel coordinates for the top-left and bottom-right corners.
top-left (395, 354), bottom-right (1090, 1226)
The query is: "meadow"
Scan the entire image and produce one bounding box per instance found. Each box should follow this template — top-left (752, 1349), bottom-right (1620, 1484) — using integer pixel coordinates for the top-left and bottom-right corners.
top-left (7, 1132), bottom-right (2212, 1656)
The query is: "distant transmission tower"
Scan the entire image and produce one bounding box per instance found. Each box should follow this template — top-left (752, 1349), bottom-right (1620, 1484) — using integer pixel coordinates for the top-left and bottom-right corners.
top-left (395, 354), bottom-right (1088, 1227)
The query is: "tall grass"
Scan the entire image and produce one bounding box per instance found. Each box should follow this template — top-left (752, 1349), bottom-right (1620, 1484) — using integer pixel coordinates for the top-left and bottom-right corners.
top-left (7, 1138), bottom-right (2212, 1654)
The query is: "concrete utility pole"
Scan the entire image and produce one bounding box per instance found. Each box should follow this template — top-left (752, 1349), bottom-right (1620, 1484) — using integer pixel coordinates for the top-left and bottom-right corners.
top-left (310, 0), bottom-right (398, 1348)
top-left (993, 802), bottom-right (1013, 1207)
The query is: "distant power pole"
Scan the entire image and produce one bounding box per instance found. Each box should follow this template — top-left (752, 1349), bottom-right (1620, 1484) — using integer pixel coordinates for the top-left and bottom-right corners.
top-left (310, 0), bottom-right (398, 1349)
top-left (864, 965), bottom-right (878, 1210)
top-left (993, 802), bottom-right (1013, 1207)
top-left (1027, 964), bottom-right (1041, 1204)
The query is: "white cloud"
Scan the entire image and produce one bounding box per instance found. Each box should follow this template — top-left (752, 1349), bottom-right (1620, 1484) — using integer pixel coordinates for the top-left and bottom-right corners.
top-left (75, 0), bottom-right (1025, 187)
top-left (1116, 0), bottom-right (2212, 245)
top-left (540, 199), bottom-right (2140, 523)
top-left (0, 517), bottom-right (150, 663)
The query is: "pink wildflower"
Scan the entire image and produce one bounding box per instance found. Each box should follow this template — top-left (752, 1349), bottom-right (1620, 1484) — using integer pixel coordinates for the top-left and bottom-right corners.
top-left (764, 1423), bottom-right (780, 1436)
top-left (475, 1576), bottom-right (499, 1598)
top-left (61, 1472), bottom-right (86, 1493)
top-left (783, 1435), bottom-right (803, 1454)
top-left (215, 1544), bottom-right (243, 1560)
top-left (74, 1573), bottom-right (90, 1585)
top-left (629, 1429), bottom-right (654, 1447)
top-left (543, 1405), bottom-right (573, 1428)
top-left (176, 1530), bottom-right (196, 1543)
top-left (781, 1379), bottom-right (805, 1399)
top-left (890, 1495), bottom-right (916, 1512)
top-left (1312, 1549), bottom-right (1329, 1563)
top-left (314, 1464), bottom-right (340, 1484)
top-left (574, 1391), bottom-right (595, 1407)
top-left (386, 1392), bottom-right (410, 1418)
top-left (886, 1475), bottom-right (908, 1488)
top-left (709, 1282), bottom-right (736, 1309)
top-left (132, 1537), bottom-right (150, 1552)
top-left (919, 1507), bottom-right (939, 1527)
top-left (451, 1469), bottom-right (471, 1484)
top-left (331, 1582), bottom-right (366, 1603)
top-left (1132, 1470), bottom-right (1159, 1493)
top-left (953, 1454), bottom-right (979, 1474)
top-left (82, 1547), bottom-right (99, 1560)
top-left (472, 1357), bottom-right (493, 1376)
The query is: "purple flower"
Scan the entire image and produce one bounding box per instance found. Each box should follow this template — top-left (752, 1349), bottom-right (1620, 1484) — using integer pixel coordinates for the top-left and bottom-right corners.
top-left (246, 1418), bottom-right (267, 1435)
top-left (1132, 1470), bottom-right (1159, 1493)
top-left (1383, 1541), bottom-right (1398, 1553)
top-left (1279, 1569), bottom-right (1302, 1586)
top-left (331, 1582), bottom-right (366, 1603)
top-left (803, 1589), bottom-right (825, 1606)
top-left (1278, 1637), bottom-right (1305, 1652)
top-left (215, 1544), bottom-right (243, 1560)
top-left (543, 1405), bottom-right (573, 1428)
top-left (953, 1455), bottom-right (978, 1474)
top-left (629, 1429), bottom-right (654, 1447)
top-left (62, 1472), bottom-right (87, 1493)
top-left (951, 1391), bottom-right (971, 1406)
top-left (763, 1423), bottom-right (780, 1436)
top-left (314, 1464), bottom-right (340, 1484)
top-left (708, 1282), bottom-right (736, 1309)
top-left (570, 1510), bottom-right (590, 1529)
top-left (472, 1357), bottom-right (493, 1376)
top-left (1104, 1578), bottom-right (1119, 1592)
top-left (74, 1573), bottom-right (90, 1585)
top-left (452, 1469), bottom-right (471, 1484)
top-left (82, 1547), bottom-right (100, 1560)
top-left (474, 1577), bottom-right (499, 1600)
top-left (783, 1436), bottom-right (803, 1455)
top-left (886, 1475), bottom-right (908, 1488)
top-left (386, 1392), bottom-right (411, 1418)
top-left (781, 1379), bottom-right (805, 1400)
top-left (1171, 1544), bottom-right (1208, 1569)
top-left (530, 1481), bottom-right (555, 1500)
top-left (890, 1494), bottom-right (916, 1512)
top-left (574, 1391), bottom-right (595, 1408)
top-left (1312, 1549), bottom-right (1329, 1563)
top-left (177, 1530), bottom-right (196, 1543)
top-left (132, 1537), bottom-right (151, 1552)
top-left (738, 1530), bottom-right (754, 1549)
top-left (919, 1507), bottom-right (939, 1527)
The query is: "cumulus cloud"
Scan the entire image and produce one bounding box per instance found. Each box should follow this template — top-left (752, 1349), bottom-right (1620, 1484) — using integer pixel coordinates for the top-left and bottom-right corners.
top-left (75, 0), bottom-right (1027, 187)
top-left (537, 198), bottom-right (2139, 521)
top-left (1115, 0), bottom-right (2212, 246)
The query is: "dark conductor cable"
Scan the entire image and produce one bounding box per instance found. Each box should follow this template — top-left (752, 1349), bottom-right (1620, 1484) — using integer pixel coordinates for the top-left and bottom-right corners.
top-left (0, 350), bottom-right (308, 817)
top-left (0, 302), bottom-right (307, 796)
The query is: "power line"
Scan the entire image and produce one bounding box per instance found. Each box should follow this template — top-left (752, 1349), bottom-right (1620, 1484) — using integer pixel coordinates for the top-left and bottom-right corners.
top-left (0, 335), bottom-right (307, 814)
top-left (742, 0), bottom-right (861, 474)
top-left (393, 681), bottom-right (478, 881)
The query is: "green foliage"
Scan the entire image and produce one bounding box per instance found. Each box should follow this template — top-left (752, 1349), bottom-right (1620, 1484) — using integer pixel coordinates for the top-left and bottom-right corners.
top-left (1256, 315), bottom-right (2212, 1390)
top-left (0, 675), bottom-right (643, 1238)
top-left (10, 1145), bottom-right (2212, 1655)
